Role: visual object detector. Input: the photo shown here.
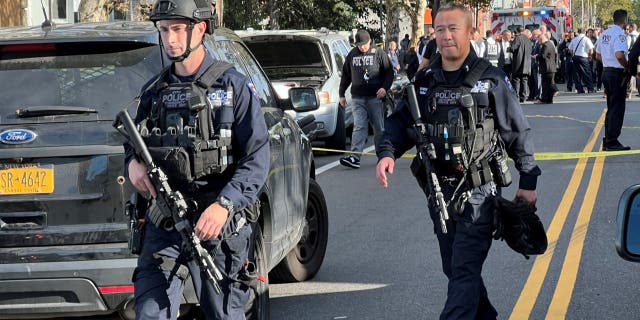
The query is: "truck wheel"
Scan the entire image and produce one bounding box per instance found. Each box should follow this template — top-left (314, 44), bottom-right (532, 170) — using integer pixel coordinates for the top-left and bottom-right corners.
top-left (270, 179), bottom-right (328, 282)
top-left (245, 224), bottom-right (270, 320)
top-left (325, 106), bottom-right (346, 150)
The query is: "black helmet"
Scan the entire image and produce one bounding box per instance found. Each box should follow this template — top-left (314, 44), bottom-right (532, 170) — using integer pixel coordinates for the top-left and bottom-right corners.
top-left (150, 0), bottom-right (215, 34)
top-left (493, 196), bottom-right (548, 259)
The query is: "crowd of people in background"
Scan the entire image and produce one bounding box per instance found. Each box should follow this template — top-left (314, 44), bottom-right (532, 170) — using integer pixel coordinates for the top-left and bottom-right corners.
top-left (386, 22), bottom-right (640, 105)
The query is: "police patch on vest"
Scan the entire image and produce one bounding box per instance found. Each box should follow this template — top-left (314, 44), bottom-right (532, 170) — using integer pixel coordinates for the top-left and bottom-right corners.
top-left (471, 80), bottom-right (490, 93)
top-left (208, 89), bottom-right (227, 107)
top-left (246, 81), bottom-right (261, 100)
top-left (435, 89), bottom-right (462, 105)
top-left (161, 87), bottom-right (191, 109)
top-left (419, 87), bottom-right (429, 95)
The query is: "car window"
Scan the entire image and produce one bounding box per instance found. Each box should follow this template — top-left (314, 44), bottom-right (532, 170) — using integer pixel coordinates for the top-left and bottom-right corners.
top-left (322, 43), bottom-right (334, 73)
top-left (331, 41), bottom-right (346, 72)
top-left (0, 42), bottom-right (161, 123)
top-left (207, 39), bottom-right (276, 108)
top-left (206, 38), bottom-right (244, 72)
top-left (244, 39), bottom-right (329, 80)
top-left (246, 40), bottom-right (324, 68)
top-left (340, 40), bottom-right (352, 54)
top-left (232, 41), bottom-right (277, 108)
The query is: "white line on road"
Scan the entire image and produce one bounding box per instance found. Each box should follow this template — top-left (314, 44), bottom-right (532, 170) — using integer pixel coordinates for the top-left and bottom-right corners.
top-left (316, 145), bottom-right (376, 175)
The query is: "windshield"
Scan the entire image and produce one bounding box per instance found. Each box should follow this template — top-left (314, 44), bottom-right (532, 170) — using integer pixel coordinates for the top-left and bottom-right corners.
top-left (246, 40), bottom-right (328, 80)
top-left (0, 41), bottom-right (162, 124)
top-left (246, 40), bottom-right (326, 68)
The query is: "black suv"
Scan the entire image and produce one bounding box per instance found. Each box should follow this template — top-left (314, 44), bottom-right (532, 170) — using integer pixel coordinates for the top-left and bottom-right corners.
top-left (0, 22), bottom-right (329, 320)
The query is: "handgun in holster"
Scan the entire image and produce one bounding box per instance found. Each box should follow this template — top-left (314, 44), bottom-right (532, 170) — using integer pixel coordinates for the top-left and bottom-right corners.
top-left (125, 193), bottom-right (148, 255)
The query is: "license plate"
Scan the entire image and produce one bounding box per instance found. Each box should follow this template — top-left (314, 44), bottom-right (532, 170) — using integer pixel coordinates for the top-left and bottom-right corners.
top-left (0, 165), bottom-right (54, 195)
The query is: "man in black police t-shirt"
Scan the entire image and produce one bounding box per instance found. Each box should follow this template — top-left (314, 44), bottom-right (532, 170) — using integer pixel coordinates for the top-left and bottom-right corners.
top-left (338, 30), bottom-right (393, 169)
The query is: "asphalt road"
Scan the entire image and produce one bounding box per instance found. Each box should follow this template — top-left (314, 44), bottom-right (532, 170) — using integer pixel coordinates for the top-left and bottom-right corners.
top-left (270, 91), bottom-right (640, 320)
top-left (52, 92), bottom-right (640, 320)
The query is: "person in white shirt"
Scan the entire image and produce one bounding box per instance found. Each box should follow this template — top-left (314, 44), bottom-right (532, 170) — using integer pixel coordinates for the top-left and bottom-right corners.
top-left (472, 29), bottom-right (486, 58)
top-left (484, 30), bottom-right (499, 66)
top-left (569, 28), bottom-right (595, 92)
top-left (627, 23), bottom-right (638, 48)
top-left (498, 30), bottom-right (513, 78)
top-left (596, 9), bottom-right (631, 151)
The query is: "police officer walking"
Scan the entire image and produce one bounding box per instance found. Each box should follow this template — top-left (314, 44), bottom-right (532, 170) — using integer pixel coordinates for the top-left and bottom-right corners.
top-left (375, 3), bottom-right (541, 319)
top-left (124, 1), bottom-right (270, 319)
top-left (597, 9), bottom-right (632, 151)
top-left (339, 30), bottom-right (394, 169)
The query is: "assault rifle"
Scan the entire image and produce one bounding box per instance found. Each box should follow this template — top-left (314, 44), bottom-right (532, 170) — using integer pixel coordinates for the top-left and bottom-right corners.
top-left (406, 85), bottom-right (450, 234)
top-left (113, 107), bottom-right (224, 294)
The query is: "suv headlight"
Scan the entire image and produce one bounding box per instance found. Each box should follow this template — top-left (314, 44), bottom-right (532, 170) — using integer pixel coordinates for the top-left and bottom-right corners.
top-left (318, 91), bottom-right (330, 104)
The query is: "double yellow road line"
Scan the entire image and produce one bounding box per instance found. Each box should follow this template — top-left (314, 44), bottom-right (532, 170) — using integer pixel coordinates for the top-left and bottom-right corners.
top-left (510, 109), bottom-right (608, 319)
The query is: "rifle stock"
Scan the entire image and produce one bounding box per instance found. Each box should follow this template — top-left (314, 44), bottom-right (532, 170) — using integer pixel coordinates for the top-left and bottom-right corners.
top-left (406, 85), bottom-right (449, 234)
top-left (113, 109), bottom-right (225, 294)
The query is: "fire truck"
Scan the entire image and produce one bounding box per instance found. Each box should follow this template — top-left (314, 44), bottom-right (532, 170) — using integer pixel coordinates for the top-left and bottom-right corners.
top-left (490, 7), bottom-right (573, 40)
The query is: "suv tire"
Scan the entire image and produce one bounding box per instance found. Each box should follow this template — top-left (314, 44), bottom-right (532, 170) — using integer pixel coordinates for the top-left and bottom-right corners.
top-left (324, 106), bottom-right (346, 151)
top-left (270, 179), bottom-right (329, 282)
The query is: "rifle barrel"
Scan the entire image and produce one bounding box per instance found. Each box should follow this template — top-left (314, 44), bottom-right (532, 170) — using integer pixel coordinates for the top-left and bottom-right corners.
top-left (406, 84), bottom-right (422, 123)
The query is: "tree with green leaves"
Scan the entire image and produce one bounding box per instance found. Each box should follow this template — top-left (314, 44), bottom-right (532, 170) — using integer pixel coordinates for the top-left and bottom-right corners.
top-left (594, 0), bottom-right (636, 26)
top-left (78, 0), bottom-right (153, 22)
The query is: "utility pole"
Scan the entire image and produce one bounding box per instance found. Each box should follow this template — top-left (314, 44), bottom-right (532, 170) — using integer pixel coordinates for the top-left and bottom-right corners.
top-left (581, 0), bottom-right (584, 29)
top-left (380, 0), bottom-right (385, 44)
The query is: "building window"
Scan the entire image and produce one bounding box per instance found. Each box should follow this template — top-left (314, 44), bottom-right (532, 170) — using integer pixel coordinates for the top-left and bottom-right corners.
top-left (53, 0), bottom-right (67, 19)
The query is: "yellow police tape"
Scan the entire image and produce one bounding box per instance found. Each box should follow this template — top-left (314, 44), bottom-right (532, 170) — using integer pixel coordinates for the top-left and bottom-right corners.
top-left (527, 114), bottom-right (640, 130)
top-left (311, 147), bottom-right (640, 161)
top-left (311, 114), bottom-right (640, 160)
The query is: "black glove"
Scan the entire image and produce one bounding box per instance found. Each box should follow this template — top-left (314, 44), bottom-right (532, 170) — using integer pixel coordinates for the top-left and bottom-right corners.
top-left (493, 195), bottom-right (548, 259)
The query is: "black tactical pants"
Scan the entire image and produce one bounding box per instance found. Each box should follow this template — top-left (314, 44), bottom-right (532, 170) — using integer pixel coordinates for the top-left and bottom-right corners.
top-left (602, 69), bottom-right (627, 145)
top-left (133, 217), bottom-right (252, 320)
top-left (427, 181), bottom-right (498, 320)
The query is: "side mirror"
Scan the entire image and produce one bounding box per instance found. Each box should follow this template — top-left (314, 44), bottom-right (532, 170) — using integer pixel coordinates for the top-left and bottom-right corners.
top-left (616, 184), bottom-right (640, 262)
top-left (289, 87), bottom-right (319, 112)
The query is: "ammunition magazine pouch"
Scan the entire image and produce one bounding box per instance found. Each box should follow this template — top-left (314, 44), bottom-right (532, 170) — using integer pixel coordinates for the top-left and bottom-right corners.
top-left (141, 61), bottom-right (235, 185)
top-left (414, 58), bottom-right (510, 190)
top-left (147, 138), bottom-right (232, 185)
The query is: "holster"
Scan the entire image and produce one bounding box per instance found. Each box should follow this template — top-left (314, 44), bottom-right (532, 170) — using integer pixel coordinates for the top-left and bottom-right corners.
top-left (125, 193), bottom-right (148, 255)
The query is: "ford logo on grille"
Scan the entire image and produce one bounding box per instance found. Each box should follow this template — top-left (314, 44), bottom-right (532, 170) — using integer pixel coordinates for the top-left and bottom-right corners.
top-left (0, 129), bottom-right (37, 144)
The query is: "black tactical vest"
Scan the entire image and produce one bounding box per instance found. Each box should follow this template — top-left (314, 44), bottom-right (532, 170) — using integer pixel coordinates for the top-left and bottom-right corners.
top-left (414, 59), bottom-right (497, 181)
top-left (139, 61), bottom-right (235, 185)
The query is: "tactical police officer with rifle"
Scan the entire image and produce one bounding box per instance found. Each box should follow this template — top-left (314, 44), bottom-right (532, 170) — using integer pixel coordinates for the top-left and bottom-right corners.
top-left (375, 4), bottom-right (542, 319)
top-left (119, 1), bottom-right (269, 319)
